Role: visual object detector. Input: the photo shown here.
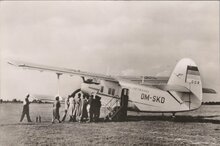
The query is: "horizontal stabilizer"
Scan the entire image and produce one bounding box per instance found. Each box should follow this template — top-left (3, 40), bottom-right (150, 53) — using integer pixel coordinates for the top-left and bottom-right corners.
top-left (202, 88), bottom-right (217, 94)
top-left (32, 94), bottom-right (65, 102)
top-left (155, 85), bottom-right (191, 93)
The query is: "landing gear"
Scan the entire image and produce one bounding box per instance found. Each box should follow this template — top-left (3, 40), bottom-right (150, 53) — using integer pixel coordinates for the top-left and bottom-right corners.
top-left (172, 112), bottom-right (176, 118)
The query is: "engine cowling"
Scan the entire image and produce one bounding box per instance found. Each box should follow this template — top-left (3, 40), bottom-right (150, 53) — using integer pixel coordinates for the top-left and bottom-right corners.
top-left (80, 83), bottom-right (101, 96)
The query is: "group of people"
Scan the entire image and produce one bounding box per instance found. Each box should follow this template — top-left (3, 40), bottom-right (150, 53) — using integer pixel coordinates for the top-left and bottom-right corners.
top-left (20, 93), bottom-right (102, 124)
top-left (52, 93), bottom-right (102, 123)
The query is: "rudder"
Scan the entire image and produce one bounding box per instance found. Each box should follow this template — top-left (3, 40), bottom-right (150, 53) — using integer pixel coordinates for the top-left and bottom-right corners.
top-left (168, 58), bottom-right (203, 109)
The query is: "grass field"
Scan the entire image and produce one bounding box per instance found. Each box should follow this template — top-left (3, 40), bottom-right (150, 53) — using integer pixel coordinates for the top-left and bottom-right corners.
top-left (1, 103), bottom-right (220, 145)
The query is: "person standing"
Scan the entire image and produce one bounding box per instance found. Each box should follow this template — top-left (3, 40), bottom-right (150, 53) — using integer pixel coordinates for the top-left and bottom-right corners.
top-left (75, 93), bottom-right (81, 122)
top-left (94, 96), bottom-right (101, 122)
top-left (68, 95), bottom-right (76, 122)
top-left (87, 94), bottom-right (94, 122)
top-left (61, 96), bottom-right (70, 122)
top-left (80, 94), bottom-right (88, 122)
top-left (20, 94), bottom-right (32, 122)
top-left (52, 96), bottom-right (61, 123)
top-left (75, 93), bottom-right (82, 122)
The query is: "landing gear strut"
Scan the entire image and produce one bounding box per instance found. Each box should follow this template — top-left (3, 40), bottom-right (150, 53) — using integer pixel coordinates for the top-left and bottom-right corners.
top-left (172, 112), bottom-right (176, 118)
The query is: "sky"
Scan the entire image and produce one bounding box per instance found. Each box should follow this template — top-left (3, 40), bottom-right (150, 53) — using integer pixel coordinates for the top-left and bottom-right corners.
top-left (0, 1), bottom-right (219, 102)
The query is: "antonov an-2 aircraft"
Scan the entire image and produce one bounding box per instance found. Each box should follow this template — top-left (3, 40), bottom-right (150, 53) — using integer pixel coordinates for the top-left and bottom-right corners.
top-left (9, 58), bottom-right (216, 116)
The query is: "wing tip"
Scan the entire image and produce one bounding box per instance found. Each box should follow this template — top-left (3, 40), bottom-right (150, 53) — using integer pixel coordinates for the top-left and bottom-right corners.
top-left (7, 61), bottom-right (25, 67)
top-left (7, 61), bottom-right (18, 66)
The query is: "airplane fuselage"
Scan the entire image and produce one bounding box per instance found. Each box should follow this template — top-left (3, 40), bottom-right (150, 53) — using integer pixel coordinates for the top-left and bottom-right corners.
top-left (81, 79), bottom-right (199, 113)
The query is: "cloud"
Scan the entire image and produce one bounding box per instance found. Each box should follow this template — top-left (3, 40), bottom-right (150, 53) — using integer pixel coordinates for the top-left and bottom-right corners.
top-left (121, 69), bottom-right (142, 76)
top-left (156, 70), bottom-right (171, 77)
top-left (0, 1), bottom-right (219, 101)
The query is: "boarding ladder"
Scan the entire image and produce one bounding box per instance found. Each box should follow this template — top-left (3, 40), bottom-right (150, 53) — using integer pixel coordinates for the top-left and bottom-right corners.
top-left (104, 96), bottom-right (122, 121)
top-left (104, 88), bottom-right (129, 121)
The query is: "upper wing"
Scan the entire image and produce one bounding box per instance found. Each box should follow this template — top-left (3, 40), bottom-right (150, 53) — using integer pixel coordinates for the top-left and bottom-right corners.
top-left (8, 61), bottom-right (117, 82)
top-left (8, 61), bottom-right (217, 94)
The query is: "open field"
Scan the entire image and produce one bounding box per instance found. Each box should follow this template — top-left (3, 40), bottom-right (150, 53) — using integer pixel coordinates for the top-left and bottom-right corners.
top-left (1, 103), bottom-right (220, 145)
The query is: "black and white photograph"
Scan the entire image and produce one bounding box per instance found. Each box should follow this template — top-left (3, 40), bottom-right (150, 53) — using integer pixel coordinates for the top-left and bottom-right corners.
top-left (0, 1), bottom-right (219, 145)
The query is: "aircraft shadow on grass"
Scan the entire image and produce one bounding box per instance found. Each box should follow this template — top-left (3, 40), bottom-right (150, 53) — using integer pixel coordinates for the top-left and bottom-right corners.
top-left (123, 115), bottom-right (220, 124)
top-left (1, 115), bottom-right (220, 127)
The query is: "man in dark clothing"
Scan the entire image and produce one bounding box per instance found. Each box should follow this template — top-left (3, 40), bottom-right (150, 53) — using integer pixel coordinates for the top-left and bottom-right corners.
top-left (20, 94), bottom-right (32, 122)
top-left (52, 96), bottom-right (61, 123)
top-left (94, 96), bottom-right (101, 122)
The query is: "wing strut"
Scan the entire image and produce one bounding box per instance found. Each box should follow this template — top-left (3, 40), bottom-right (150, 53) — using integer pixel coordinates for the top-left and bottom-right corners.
top-left (56, 73), bottom-right (62, 98)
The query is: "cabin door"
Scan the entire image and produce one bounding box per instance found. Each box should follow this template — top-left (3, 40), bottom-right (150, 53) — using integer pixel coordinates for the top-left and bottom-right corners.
top-left (120, 88), bottom-right (129, 120)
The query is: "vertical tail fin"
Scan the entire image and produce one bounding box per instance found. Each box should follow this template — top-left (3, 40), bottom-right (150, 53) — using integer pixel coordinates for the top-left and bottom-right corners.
top-left (168, 58), bottom-right (203, 109)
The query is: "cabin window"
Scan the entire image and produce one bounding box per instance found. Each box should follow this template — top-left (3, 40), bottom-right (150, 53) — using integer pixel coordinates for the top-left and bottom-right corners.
top-left (108, 88), bottom-right (112, 95)
top-left (100, 86), bottom-right (104, 93)
top-left (108, 88), bottom-right (116, 95)
top-left (112, 89), bottom-right (115, 96)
